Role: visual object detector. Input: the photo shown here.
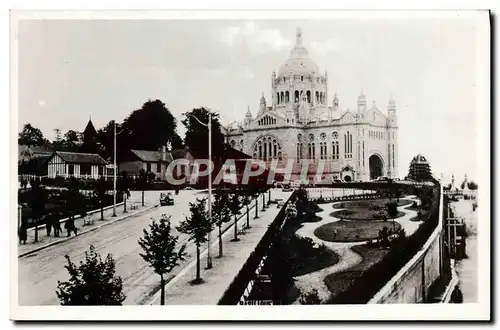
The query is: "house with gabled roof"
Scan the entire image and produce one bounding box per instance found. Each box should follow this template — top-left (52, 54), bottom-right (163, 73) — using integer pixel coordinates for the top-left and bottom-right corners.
top-left (119, 147), bottom-right (172, 180)
top-left (47, 151), bottom-right (108, 179)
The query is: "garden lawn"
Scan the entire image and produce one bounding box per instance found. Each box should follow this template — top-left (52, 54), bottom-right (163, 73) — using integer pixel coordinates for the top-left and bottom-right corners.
top-left (323, 244), bottom-right (389, 299)
top-left (314, 220), bottom-right (402, 243)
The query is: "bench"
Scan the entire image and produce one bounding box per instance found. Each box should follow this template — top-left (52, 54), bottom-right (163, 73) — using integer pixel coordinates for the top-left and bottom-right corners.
top-left (83, 216), bottom-right (95, 227)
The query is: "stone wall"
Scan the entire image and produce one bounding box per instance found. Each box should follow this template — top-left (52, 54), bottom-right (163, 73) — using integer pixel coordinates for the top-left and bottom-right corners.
top-left (368, 185), bottom-right (444, 304)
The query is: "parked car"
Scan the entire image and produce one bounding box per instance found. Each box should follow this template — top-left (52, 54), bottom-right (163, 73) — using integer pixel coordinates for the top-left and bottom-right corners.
top-left (160, 192), bottom-right (174, 206)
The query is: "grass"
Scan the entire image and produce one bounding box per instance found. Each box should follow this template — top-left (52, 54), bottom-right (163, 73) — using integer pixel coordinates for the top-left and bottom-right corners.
top-left (331, 209), bottom-right (405, 221)
top-left (314, 220), bottom-right (402, 242)
top-left (332, 198), bottom-right (412, 210)
top-left (330, 198), bottom-right (410, 221)
top-left (323, 244), bottom-right (390, 299)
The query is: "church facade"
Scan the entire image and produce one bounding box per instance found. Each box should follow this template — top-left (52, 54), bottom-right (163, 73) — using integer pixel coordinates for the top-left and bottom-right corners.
top-left (224, 28), bottom-right (399, 182)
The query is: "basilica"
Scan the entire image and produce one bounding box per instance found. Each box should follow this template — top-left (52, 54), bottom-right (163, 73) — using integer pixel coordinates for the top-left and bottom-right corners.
top-left (224, 28), bottom-right (399, 182)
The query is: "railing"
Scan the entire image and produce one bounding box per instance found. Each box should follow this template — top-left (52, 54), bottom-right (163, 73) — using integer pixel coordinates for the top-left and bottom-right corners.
top-left (24, 201), bottom-right (126, 233)
top-left (367, 184), bottom-right (444, 304)
top-left (217, 191), bottom-right (296, 305)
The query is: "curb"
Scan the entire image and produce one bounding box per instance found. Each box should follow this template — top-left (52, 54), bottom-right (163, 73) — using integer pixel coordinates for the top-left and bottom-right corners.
top-left (18, 204), bottom-right (159, 259)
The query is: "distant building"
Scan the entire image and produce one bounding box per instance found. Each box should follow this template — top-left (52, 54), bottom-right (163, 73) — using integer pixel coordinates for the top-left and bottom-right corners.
top-left (170, 147), bottom-right (195, 183)
top-left (407, 154), bottom-right (433, 182)
top-left (119, 147), bottom-right (172, 180)
top-left (81, 117), bottom-right (98, 153)
top-left (224, 27), bottom-right (399, 182)
top-left (47, 151), bottom-right (108, 178)
top-left (18, 145), bottom-right (54, 176)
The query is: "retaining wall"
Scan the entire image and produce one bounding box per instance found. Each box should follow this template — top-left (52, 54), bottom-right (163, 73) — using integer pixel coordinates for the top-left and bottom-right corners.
top-left (368, 184), bottom-right (444, 304)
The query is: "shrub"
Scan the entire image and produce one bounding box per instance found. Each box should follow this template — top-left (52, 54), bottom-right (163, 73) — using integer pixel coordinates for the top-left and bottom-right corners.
top-left (327, 184), bottom-right (441, 304)
top-left (299, 289), bottom-right (321, 305)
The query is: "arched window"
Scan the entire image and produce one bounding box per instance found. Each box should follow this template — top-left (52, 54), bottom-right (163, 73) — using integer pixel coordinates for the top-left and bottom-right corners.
top-left (276, 92), bottom-right (280, 105)
top-left (285, 91), bottom-right (289, 103)
top-left (280, 92), bottom-right (284, 104)
top-left (306, 91), bottom-right (311, 103)
top-left (283, 77), bottom-right (286, 83)
top-left (315, 91), bottom-right (319, 103)
top-left (312, 143), bottom-right (316, 159)
top-left (301, 76), bottom-right (304, 81)
top-left (295, 90), bottom-right (299, 103)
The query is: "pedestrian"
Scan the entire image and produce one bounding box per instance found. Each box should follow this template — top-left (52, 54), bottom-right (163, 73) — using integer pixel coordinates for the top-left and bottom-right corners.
top-left (45, 214), bottom-right (52, 237)
top-left (450, 285), bottom-right (463, 303)
top-left (18, 223), bottom-right (27, 244)
top-left (65, 217), bottom-right (78, 237)
top-left (52, 212), bottom-right (61, 237)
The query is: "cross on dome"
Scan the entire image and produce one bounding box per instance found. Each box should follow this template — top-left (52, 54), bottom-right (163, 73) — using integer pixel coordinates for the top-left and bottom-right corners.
top-left (296, 27), bottom-right (303, 46)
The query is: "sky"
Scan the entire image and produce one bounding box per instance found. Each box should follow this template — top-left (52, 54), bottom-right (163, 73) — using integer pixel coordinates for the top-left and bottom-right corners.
top-left (15, 14), bottom-right (487, 183)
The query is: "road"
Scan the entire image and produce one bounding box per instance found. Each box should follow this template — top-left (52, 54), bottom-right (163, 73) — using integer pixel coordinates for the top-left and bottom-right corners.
top-left (18, 189), bottom-right (209, 306)
top-left (452, 198), bottom-right (478, 302)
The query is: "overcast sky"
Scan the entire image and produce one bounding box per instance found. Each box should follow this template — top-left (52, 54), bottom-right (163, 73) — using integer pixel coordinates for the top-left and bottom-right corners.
top-left (16, 14), bottom-right (487, 182)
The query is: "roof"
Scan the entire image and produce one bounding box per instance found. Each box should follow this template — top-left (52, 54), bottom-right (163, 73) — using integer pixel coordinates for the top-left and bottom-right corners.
top-left (411, 154), bottom-right (429, 164)
top-left (19, 145), bottom-right (54, 163)
top-left (277, 28), bottom-right (320, 78)
top-left (130, 149), bottom-right (173, 163)
top-left (83, 119), bottom-right (97, 136)
top-left (170, 148), bottom-right (193, 160)
top-left (52, 151), bottom-right (108, 165)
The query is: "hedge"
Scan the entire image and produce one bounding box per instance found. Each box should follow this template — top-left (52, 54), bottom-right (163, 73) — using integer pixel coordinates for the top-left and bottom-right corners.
top-left (327, 185), bottom-right (443, 304)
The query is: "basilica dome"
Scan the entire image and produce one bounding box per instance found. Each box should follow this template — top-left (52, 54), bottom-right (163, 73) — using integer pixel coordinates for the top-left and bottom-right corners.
top-left (277, 28), bottom-right (320, 78)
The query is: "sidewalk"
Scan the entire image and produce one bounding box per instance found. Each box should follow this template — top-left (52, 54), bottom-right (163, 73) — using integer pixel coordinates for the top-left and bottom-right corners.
top-left (148, 190), bottom-right (293, 305)
top-left (18, 201), bottom-right (156, 257)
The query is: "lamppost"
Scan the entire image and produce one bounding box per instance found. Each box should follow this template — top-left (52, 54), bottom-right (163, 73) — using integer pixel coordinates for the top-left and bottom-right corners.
top-left (113, 121), bottom-right (126, 217)
top-left (186, 111), bottom-right (213, 269)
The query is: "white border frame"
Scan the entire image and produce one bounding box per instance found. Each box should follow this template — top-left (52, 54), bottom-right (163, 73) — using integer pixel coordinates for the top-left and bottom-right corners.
top-left (9, 9), bottom-right (491, 321)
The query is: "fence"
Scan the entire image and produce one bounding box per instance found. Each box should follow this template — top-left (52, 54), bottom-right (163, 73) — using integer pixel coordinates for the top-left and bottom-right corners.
top-left (217, 191), bottom-right (296, 305)
top-left (23, 201), bottom-right (126, 234)
top-left (366, 184), bottom-right (445, 304)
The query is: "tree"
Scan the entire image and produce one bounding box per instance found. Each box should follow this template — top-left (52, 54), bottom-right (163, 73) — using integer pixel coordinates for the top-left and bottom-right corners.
top-left (182, 107), bottom-right (225, 161)
top-left (295, 187), bottom-right (308, 217)
top-left (138, 214), bottom-right (187, 305)
top-left (417, 186), bottom-right (434, 210)
top-left (377, 226), bottom-right (391, 248)
top-left (241, 187), bottom-right (252, 229)
top-left (269, 233), bottom-right (295, 304)
top-left (386, 201), bottom-right (399, 232)
top-left (93, 177), bottom-right (108, 220)
top-left (118, 171), bottom-right (131, 213)
top-left (138, 169), bottom-right (147, 206)
top-left (53, 128), bottom-right (64, 149)
top-left (171, 133), bottom-right (184, 150)
top-left (230, 193), bottom-right (241, 242)
top-left (28, 178), bottom-right (47, 242)
top-left (18, 123), bottom-right (47, 146)
top-left (56, 245), bottom-right (126, 305)
top-left (96, 120), bottom-right (118, 159)
top-left (212, 188), bottom-right (231, 258)
top-left (468, 181), bottom-right (478, 190)
top-left (177, 198), bottom-right (212, 284)
top-left (299, 289), bottom-right (321, 305)
top-left (65, 178), bottom-right (85, 225)
top-left (122, 99), bottom-right (180, 151)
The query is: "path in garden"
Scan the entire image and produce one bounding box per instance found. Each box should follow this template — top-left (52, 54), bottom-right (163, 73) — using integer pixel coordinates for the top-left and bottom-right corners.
top-left (293, 195), bottom-right (421, 303)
